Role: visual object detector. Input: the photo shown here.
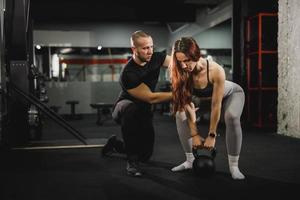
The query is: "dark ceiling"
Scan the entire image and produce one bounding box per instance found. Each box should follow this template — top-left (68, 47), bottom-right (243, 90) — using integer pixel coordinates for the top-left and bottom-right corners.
top-left (30, 0), bottom-right (223, 25)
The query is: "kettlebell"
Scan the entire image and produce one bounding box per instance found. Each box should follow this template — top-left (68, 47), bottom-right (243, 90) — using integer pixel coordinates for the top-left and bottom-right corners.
top-left (192, 146), bottom-right (217, 177)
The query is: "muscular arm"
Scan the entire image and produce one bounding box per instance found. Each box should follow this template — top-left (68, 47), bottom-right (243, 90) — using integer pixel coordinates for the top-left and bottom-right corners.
top-left (127, 83), bottom-right (172, 104)
top-left (185, 103), bottom-right (198, 136)
top-left (162, 55), bottom-right (171, 68)
top-left (185, 103), bottom-right (203, 147)
top-left (209, 64), bottom-right (225, 134)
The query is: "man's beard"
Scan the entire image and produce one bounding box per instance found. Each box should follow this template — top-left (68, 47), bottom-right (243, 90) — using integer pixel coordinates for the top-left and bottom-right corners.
top-left (136, 53), bottom-right (150, 63)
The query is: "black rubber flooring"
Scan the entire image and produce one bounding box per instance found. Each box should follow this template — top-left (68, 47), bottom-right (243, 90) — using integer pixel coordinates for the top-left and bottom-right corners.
top-left (0, 113), bottom-right (299, 200)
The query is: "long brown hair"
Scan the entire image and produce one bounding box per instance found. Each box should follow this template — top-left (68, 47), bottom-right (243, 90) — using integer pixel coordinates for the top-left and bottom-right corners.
top-left (170, 37), bottom-right (201, 113)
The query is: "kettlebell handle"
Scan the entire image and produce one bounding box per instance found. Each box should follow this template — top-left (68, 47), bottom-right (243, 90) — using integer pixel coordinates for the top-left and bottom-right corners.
top-left (192, 146), bottom-right (217, 159)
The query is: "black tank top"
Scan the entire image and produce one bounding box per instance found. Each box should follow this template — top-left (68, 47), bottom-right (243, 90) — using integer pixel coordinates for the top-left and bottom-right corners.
top-left (192, 59), bottom-right (214, 98)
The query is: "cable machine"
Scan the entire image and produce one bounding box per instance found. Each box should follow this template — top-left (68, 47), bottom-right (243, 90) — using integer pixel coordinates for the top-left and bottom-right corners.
top-left (1, 0), bottom-right (88, 148)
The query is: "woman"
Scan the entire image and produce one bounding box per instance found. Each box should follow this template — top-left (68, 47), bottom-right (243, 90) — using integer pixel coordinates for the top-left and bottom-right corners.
top-left (170, 37), bottom-right (245, 180)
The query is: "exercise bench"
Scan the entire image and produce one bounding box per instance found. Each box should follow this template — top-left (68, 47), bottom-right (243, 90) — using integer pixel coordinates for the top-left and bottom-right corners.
top-left (65, 100), bottom-right (82, 120)
top-left (90, 103), bottom-right (114, 125)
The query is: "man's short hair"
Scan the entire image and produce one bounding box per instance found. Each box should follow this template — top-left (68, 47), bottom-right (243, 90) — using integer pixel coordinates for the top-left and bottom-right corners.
top-left (130, 30), bottom-right (151, 47)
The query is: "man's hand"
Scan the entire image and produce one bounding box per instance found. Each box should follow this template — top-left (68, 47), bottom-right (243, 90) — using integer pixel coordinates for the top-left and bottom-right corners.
top-left (185, 102), bottom-right (199, 123)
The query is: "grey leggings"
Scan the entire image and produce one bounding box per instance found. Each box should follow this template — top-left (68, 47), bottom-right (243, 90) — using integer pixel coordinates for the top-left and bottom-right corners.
top-left (175, 85), bottom-right (245, 156)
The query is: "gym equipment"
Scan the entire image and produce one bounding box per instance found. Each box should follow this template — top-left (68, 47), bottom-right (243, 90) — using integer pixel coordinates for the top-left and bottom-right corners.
top-left (90, 103), bottom-right (114, 125)
top-left (28, 64), bottom-right (49, 140)
top-left (1, 0), bottom-right (88, 147)
top-left (65, 100), bottom-right (82, 120)
top-left (1, 0), bottom-right (32, 146)
top-left (192, 146), bottom-right (217, 177)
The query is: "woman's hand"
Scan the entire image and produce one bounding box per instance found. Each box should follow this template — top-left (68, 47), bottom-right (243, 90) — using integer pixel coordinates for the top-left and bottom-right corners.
top-left (203, 135), bottom-right (216, 149)
top-left (192, 135), bottom-right (204, 149)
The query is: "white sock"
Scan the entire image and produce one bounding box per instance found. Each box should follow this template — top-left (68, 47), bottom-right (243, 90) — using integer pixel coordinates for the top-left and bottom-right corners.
top-left (171, 153), bottom-right (194, 172)
top-left (228, 155), bottom-right (245, 180)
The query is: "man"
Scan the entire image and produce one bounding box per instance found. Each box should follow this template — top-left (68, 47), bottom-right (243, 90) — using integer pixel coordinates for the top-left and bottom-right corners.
top-left (102, 30), bottom-right (172, 177)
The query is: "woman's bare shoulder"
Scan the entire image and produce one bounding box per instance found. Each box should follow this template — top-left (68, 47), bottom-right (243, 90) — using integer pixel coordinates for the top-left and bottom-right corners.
top-left (209, 61), bottom-right (225, 80)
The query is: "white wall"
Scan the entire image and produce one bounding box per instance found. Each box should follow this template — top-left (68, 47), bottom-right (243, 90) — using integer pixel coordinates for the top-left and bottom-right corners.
top-left (89, 23), bottom-right (169, 49)
top-left (193, 20), bottom-right (232, 49)
top-left (46, 81), bottom-right (121, 114)
top-left (34, 22), bottom-right (169, 49)
top-left (34, 30), bottom-right (91, 47)
top-left (278, 0), bottom-right (300, 138)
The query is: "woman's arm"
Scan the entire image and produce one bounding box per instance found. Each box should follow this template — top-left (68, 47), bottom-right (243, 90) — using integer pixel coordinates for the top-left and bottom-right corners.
top-left (209, 64), bottom-right (225, 133)
top-left (185, 103), bottom-right (198, 136)
top-left (185, 103), bottom-right (203, 148)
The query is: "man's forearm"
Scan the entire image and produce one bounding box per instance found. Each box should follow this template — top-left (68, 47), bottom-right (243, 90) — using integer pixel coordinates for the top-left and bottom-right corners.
top-left (151, 92), bottom-right (172, 104)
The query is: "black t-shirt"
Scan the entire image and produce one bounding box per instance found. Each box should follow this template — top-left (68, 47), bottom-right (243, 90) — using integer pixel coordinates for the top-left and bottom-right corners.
top-left (116, 52), bottom-right (166, 111)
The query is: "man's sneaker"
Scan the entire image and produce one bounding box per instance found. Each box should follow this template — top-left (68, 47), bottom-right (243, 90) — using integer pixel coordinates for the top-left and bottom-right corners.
top-left (102, 135), bottom-right (117, 157)
top-left (126, 161), bottom-right (142, 177)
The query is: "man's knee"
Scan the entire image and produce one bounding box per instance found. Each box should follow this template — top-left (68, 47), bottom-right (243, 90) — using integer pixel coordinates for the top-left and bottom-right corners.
top-left (112, 100), bottom-right (138, 123)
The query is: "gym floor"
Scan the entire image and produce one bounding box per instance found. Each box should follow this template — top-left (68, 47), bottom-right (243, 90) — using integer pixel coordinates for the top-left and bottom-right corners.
top-left (0, 113), bottom-right (300, 200)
